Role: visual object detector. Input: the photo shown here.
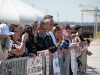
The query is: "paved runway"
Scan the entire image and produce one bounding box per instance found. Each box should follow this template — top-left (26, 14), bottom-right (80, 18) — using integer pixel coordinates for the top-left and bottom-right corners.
top-left (87, 40), bottom-right (100, 75)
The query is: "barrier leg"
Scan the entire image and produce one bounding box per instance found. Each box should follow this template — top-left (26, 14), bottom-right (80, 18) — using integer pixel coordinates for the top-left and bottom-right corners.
top-left (49, 55), bottom-right (53, 75)
top-left (58, 55), bottom-right (64, 75)
top-left (81, 50), bottom-right (87, 74)
top-left (66, 54), bottom-right (70, 75)
top-left (42, 53), bottom-right (46, 75)
top-left (71, 49), bottom-right (77, 75)
top-left (0, 57), bottom-right (27, 75)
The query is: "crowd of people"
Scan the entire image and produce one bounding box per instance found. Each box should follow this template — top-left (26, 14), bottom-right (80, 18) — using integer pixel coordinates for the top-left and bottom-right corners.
top-left (0, 15), bottom-right (93, 75)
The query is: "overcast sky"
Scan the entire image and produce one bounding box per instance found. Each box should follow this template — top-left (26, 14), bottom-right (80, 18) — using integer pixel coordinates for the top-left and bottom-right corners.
top-left (21, 0), bottom-right (100, 22)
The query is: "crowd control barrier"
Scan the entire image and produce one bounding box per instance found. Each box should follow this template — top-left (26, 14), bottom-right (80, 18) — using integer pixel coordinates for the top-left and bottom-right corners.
top-left (0, 57), bottom-right (27, 75)
top-left (0, 48), bottom-right (87, 75)
top-left (27, 49), bottom-right (80, 75)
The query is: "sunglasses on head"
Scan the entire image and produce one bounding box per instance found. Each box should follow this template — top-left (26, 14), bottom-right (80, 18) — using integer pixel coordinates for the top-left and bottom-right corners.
top-left (60, 30), bottom-right (63, 33)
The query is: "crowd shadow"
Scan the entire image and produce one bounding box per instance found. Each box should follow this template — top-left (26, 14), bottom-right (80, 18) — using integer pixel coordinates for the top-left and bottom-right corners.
top-left (87, 66), bottom-right (99, 75)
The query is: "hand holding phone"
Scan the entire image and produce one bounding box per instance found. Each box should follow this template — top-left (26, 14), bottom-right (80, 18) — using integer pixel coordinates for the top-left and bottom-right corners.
top-left (22, 33), bottom-right (28, 41)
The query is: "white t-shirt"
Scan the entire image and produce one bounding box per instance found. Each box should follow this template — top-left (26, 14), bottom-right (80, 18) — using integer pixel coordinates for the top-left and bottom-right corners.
top-left (71, 39), bottom-right (79, 57)
top-left (48, 31), bottom-right (57, 45)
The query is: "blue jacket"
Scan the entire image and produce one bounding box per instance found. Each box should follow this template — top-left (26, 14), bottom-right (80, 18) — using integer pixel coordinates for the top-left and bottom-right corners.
top-left (60, 40), bottom-right (70, 50)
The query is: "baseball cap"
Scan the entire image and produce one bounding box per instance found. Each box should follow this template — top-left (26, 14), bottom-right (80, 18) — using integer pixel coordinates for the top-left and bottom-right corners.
top-left (0, 23), bottom-right (14, 35)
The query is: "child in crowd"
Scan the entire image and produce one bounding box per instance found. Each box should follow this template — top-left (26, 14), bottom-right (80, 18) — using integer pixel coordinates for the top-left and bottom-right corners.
top-left (79, 39), bottom-right (92, 58)
top-left (85, 39), bottom-right (92, 56)
top-left (77, 39), bottom-right (92, 73)
top-left (85, 39), bottom-right (92, 69)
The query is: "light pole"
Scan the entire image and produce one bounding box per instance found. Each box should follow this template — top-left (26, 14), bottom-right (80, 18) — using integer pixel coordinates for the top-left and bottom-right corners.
top-left (93, 7), bottom-right (98, 38)
top-left (81, 12), bottom-right (83, 26)
top-left (79, 4), bottom-right (100, 38)
top-left (57, 12), bottom-right (60, 23)
top-left (46, 9), bottom-right (47, 15)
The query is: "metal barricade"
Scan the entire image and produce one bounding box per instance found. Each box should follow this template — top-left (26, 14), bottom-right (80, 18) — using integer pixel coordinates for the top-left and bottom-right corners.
top-left (37, 51), bottom-right (61, 75)
top-left (38, 50), bottom-right (78, 75)
top-left (0, 50), bottom-right (87, 75)
top-left (80, 48), bottom-right (87, 74)
top-left (71, 49), bottom-right (77, 75)
top-left (0, 57), bottom-right (28, 75)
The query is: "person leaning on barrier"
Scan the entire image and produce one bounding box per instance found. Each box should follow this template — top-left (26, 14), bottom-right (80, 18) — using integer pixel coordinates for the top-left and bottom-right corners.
top-left (34, 20), bottom-right (60, 75)
top-left (62, 25), bottom-right (78, 75)
top-left (34, 21), bottom-right (60, 53)
top-left (74, 25), bottom-right (87, 46)
top-left (43, 15), bottom-right (62, 50)
top-left (43, 15), bottom-right (72, 55)
top-left (61, 30), bottom-right (71, 54)
top-left (7, 24), bottom-right (28, 59)
top-left (73, 25), bottom-right (87, 74)
top-left (85, 39), bottom-right (92, 56)
top-left (43, 15), bottom-right (56, 44)
top-left (70, 30), bottom-right (85, 74)
top-left (52, 26), bottom-right (62, 44)
top-left (22, 26), bottom-right (37, 59)
top-left (0, 23), bottom-right (14, 60)
top-left (79, 39), bottom-right (93, 58)
top-left (62, 24), bottom-right (76, 52)
top-left (74, 25), bottom-right (86, 57)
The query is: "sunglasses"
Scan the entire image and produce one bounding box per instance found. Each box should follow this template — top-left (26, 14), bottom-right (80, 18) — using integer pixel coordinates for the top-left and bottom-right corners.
top-left (13, 31), bottom-right (20, 33)
top-left (41, 28), bottom-right (47, 32)
top-left (9, 24), bottom-right (18, 30)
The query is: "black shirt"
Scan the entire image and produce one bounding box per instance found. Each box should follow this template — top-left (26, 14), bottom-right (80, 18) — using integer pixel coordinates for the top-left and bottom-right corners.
top-left (25, 40), bottom-right (37, 55)
top-left (34, 32), bottom-right (57, 53)
top-left (79, 35), bottom-right (85, 41)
